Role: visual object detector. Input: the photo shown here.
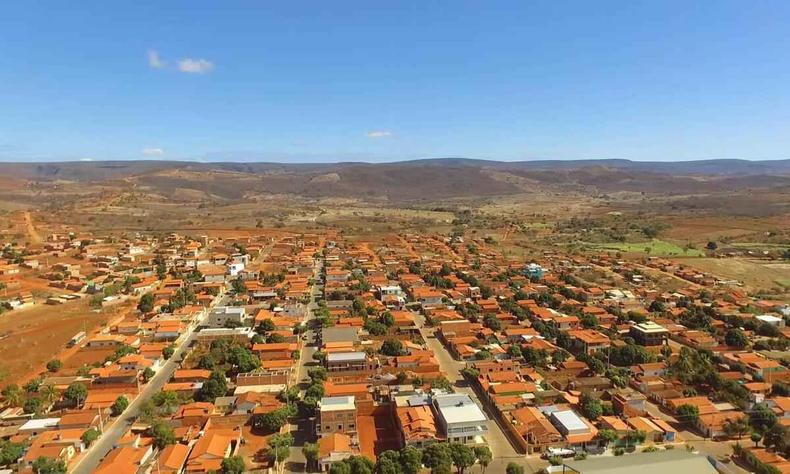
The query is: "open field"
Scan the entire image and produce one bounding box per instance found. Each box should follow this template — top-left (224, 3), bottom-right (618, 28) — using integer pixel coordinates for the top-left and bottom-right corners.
top-left (583, 239), bottom-right (705, 257)
top-left (674, 257), bottom-right (790, 291)
top-left (0, 299), bottom-right (132, 385)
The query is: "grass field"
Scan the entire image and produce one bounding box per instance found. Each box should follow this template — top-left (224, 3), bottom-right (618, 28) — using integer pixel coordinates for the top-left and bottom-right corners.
top-left (583, 239), bottom-right (705, 257)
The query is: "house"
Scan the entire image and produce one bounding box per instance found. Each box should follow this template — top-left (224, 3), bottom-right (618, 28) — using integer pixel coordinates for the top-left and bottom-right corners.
top-left (317, 396), bottom-right (357, 438)
top-left (412, 287), bottom-right (445, 308)
top-left (318, 433), bottom-right (354, 472)
top-left (95, 445), bottom-right (155, 474)
top-left (432, 393), bottom-right (488, 444)
top-left (20, 429), bottom-right (83, 470)
top-left (395, 404), bottom-right (440, 448)
top-left (507, 406), bottom-right (562, 454)
top-left (567, 329), bottom-right (611, 355)
top-left (696, 412), bottom-right (747, 439)
top-left (325, 352), bottom-right (378, 373)
top-left (184, 430), bottom-right (239, 473)
top-left (207, 306), bottom-right (247, 328)
top-left (629, 322), bottom-right (669, 346)
top-left (547, 409), bottom-right (599, 450)
top-left (157, 443), bottom-right (191, 474)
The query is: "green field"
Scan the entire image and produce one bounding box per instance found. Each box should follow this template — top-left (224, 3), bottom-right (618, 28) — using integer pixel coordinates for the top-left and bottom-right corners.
top-left (583, 239), bottom-right (704, 257)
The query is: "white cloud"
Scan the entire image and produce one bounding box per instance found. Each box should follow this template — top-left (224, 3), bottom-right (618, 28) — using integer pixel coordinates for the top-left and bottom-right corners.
top-left (366, 130), bottom-right (392, 138)
top-left (147, 50), bottom-right (166, 69)
top-left (177, 58), bottom-right (214, 74)
top-left (142, 148), bottom-right (164, 156)
top-left (79, 158), bottom-right (93, 161)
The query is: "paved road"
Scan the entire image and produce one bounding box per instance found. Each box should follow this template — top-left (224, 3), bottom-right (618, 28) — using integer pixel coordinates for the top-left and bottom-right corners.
top-left (70, 303), bottom-right (214, 474)
top-left (412, 312), bottom-right (548, 473)
top-left (287, 259), bottom-right (324, 473)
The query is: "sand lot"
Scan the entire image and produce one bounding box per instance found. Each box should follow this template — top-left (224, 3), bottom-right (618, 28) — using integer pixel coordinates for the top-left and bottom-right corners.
top-left (0, 299), bottom-right (131, 387)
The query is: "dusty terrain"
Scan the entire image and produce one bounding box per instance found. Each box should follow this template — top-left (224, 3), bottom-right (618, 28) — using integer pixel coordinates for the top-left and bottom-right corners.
top-left (0, 299), bottom-right (132, 385)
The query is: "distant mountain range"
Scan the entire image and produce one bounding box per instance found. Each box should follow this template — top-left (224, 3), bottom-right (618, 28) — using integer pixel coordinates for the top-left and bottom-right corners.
top-left (1, 157), bottom-right (788, 180)
top-left (0, 158), bottom-right (787, 202)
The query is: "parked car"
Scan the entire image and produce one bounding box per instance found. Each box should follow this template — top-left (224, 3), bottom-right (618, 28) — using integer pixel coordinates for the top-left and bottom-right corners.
top-left (543, 448), bottom-right (576, 459)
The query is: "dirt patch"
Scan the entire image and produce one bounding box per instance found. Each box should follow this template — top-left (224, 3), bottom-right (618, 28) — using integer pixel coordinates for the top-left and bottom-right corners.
top-left (674, 257), bottom-right (790, 292)
top-left (0, 299), bottom-right (132, 387)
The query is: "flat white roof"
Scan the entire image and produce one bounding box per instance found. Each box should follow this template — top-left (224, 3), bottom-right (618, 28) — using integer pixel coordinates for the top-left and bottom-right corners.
top-left (634, 321), bottom-right (668, 333)
top-left (327, 352), bottom-right (366, 362)
top-left (551, 410), bottom-right (588, 433)
top-left (319, 396), bottom-right (356, 412)
top-left (756, 314), bottom-right (783, 323)
top-left (434, 394), bottom-right (487, 424)
top-left (20, 418), bottom-right (60, 431)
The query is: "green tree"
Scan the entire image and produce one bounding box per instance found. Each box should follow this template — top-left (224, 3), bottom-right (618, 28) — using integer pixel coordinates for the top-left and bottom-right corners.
top-left (227, 346), bottom-right (261, 373)
top-left (23, 396), bottom-right (43, 414)
top-left (138, 399), bottom-right (157, 424)
top-left (253, 407), bottom-right (290, 433)
top-left (153, 390), bottom-right (180, 414)
top-left (580, 393), bottom-right (603, 420)
top-left (596, 428), bottom-right (619, 445)
top-left (723, 417), bottom-right (750, 439)
top-left (676, 404), bottom-right (700, 425)
top-left (431, 376), bottom-right (452, 391)
top-left (725, 328), bottom-right (748, 348)
top-left (142, 367), bottom-right (155, 382)
top-left (448, 443), bottom-right (476, 474)
top-left (750, 403), bottom-right (778, 433)
top-left (751, 431), bottom-right (763, 447)
top-left (112, 395), bottom-right (129, 416)
top-left (32, 456), bottom-right (66, 474)
top-left (1, 384), bottom-right (23, 407)
top-left (151, 420), bottom-right (176, 449)
top-left (162, 346), bottom-right (175, 359)
top-left (376, 450), bottom-right (401, 474)
top-left (137, 293), bottom-right (154, 313)
top-left (221, 456), bottom-right (245, 474)
top-left (63, 382), bottom-right (88, 407)
top-left (0, 440), bottom-right (24, 465)
top-left (380, 339), bottom-right (404, 356)
top-left (423, 443), bottom-right (452, 474)
top-left (81, 428), bottom-right (100, 446)
top-left (505, 462), bottom-right (525, 474)
top-left (46, 359), bottom-right (62, 373)
top-left (302, 442), bottom-right (319, 470)
top-left (474, 446), bottom-right (492, 474)
top-left (400, 446), bottom-right (423, 474)
top-left (266, 433), bottom-right (293, 472)
top-left (196, 370), bottom-right (227, 402)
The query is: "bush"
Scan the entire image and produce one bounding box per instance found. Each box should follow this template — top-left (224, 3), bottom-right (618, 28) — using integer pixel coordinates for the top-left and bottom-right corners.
top-left (46, 359), bottom-right (62, 373)
top-left (613, 447), bottom-right (625, 456)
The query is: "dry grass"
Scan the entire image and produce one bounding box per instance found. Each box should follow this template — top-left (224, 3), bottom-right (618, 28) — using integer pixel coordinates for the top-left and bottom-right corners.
top-left (674, 257), bottom-right (790, 292)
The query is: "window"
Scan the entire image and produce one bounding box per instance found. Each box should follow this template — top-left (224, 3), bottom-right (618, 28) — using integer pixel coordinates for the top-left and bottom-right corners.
top-left (338, 424), bottom-right (342, 430)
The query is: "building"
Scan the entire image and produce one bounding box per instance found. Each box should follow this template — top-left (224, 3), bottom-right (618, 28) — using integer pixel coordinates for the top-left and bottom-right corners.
top-left (432, 393), bottom-right (488, 444)
top-left (317, 396), bottom-right (357, 438)
top-left (318, 433), bottom-right (354, 472)
top-left (567, 329), bottom-right (611, 355)
top-left (208, 306), bottom-right (247, 328)
top-left (561, 450), bottom-right (717, 474)
top-left (325, 352), bottom-right (377, 373)
top-left (630, 321), bottom-right (669, 346)
top-left (395, 404), bottom-right (440, 448)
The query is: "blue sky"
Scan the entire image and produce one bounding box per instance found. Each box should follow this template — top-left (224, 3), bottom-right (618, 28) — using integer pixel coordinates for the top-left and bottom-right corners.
top-left (1, 1), bottom-right (790, 163)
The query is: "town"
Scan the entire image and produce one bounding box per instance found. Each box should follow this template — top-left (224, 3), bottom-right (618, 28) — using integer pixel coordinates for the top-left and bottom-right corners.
top-left (0, 224), bottom-right (788, 474)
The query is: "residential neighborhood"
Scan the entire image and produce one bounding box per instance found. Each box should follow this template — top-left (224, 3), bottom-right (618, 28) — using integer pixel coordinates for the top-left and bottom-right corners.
top-left (0, 228), bottom-right (788, 474)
